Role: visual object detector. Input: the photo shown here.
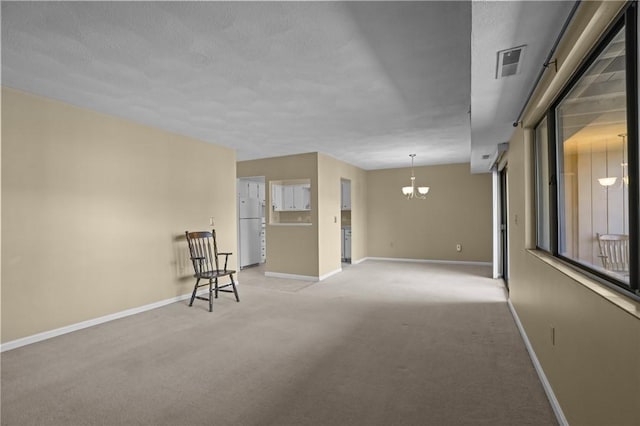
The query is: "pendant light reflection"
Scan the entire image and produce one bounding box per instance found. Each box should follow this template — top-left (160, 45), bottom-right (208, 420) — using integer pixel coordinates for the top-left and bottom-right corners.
top-left (401, 154), bottom-right (429, 199)
top-left (597, 134), bottom-right (620, 188)
top-left (621, 133), bottom-right (629, 186)
top-left (598, 133), bottom-right (629, 187)
top-left (598, 176), bottom-right (617, 187)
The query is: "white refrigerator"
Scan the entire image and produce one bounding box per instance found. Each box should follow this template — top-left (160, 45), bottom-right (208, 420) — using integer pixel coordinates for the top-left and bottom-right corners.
top-left (239, 197), bottom-right (262, 268)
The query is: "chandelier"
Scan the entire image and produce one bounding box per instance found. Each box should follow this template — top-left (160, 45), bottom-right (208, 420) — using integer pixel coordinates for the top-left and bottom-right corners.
top-left (401, 154), bottom-right (429, 199)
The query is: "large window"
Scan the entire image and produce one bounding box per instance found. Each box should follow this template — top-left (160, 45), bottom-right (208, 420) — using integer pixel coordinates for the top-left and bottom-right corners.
top-left (535, 4), bottom-right (638, 295)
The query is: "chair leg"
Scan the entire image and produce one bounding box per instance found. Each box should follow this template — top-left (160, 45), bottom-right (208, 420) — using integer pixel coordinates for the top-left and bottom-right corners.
top-left (215, 277), bottom-right (219, 299)
top-left (230, 274), bottom-right (239, 302)
top-left (189, 278), bottom-right (200, 307)
top-left (208, 279), bottom-right (213, 312)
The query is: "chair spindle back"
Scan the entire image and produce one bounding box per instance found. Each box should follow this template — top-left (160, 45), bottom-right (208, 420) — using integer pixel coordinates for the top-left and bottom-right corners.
top-left (185, 231), bottom-right (221, 274)
top-left (597, 233), bottom-right (629, 273)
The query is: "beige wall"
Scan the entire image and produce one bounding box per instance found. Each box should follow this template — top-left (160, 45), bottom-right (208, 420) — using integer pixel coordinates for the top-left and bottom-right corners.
top-left (508, 129), bottom-right (640, 426)
top-left (1, 88), bottom-right (237, 343)
top-left (238, 153), bottom-right (367, 278)
top-left (237, 153), bottom-right (319, 277)
top-left (240, 154), bottom-right (486, 275)
top-left (317, 153), bottom-right (367, 276)
top-left (366, 163), bottom-right (492, 262)
top-left (508, 1), bottom-right (640, 424)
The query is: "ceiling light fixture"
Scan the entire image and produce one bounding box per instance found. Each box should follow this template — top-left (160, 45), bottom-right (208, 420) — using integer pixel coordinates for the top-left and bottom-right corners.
top-left (402, 154), bottom-right (429, 199)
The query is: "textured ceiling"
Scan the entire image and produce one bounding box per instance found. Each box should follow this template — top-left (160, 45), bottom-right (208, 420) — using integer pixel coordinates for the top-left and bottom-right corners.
top-left (1, 1), bottom-right (575, 172)
top-left (470, 0), bottom-right (576, 173)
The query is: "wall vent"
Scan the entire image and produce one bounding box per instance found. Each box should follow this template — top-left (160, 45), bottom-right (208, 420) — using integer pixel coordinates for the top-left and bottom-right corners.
top-left (496, 45), bottom-right (526, 79)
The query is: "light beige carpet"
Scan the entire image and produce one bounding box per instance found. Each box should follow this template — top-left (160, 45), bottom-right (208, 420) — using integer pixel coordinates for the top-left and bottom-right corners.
top-left (1, 260), bottom-right (557, 426)
top-left (239, 264), bottom-right (317, 292)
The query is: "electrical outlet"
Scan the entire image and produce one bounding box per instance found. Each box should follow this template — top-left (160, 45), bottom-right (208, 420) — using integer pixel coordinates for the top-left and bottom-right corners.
top-left (456, 244), bottom-right (462, 252)
top-left (209, 217), bottom-right (215, 226)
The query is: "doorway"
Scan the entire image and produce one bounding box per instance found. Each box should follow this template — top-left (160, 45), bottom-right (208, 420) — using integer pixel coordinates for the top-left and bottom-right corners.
top-left (340, 179), bottom-right (351, 264)
top-left (499, 167), bottom-right (509, 288)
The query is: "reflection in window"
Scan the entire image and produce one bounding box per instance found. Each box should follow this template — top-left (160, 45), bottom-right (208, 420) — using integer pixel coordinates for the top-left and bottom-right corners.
top-left (556, 26), bottom-right (629, 285)
top-left (535, 117), bottom-right (550, 251)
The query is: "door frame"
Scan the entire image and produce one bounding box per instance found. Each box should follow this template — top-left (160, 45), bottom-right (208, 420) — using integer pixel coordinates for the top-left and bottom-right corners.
top-left (492, 166), bottom-right (509, 288)
top-left (500, 166), bottom-right (509, 287)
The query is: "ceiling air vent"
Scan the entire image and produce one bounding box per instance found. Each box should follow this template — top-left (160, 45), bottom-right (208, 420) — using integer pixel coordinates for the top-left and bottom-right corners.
top-left (496, 45), bottom-right (526, 79)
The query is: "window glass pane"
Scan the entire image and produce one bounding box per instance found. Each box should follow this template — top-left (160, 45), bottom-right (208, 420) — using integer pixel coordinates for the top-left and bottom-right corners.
top-left (535, 118), bottom-right (550, 251)
top-left (556, 26), bottom-right (630, 286)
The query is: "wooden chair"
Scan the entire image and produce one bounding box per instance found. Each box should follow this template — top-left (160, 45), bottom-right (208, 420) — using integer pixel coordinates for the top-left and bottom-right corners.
top-left (185, 229), bottom-right (239, 312)
top-left (596, 233), bottom-right (629, 274)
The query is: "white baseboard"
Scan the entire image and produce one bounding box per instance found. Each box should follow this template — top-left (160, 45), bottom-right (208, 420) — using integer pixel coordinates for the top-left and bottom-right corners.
top-left (351, 258), bottom-right (366, 265)
top-left (507, 300), bottom-right (568, 426)
top-left (0, 289), bottom-right (209, 353)
top-left (265, 267), bottom-right (343, 282)
top-left (318, 268), bottom-right (342, 281)
top-left (363, 256), bottom-right (492, 267)
top-left (264, 271), bottom-right (318, 281)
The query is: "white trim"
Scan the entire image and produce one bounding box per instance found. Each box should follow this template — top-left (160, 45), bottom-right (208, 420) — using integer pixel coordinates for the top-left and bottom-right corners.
top-left (507, 300), bottom-right (568, 426)
top-left (492, 169), bottom-right (501, 279)
top-left (351, 258), bottom-right (366, 265)
top-left (0, 289), bottom-right (208, 353)
top-left (362, 257), bottom-right (492, 267)
top-left (318, 268), bottom-right (342, 281)
top-left (264, 271), bottom-right (318, 281)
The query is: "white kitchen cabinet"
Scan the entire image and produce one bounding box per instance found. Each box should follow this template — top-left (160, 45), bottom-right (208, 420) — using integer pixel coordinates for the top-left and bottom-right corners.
top-left (238, 180), bottom-right (248, 197)
top-left (238, 179), bottom-right (265, 201)
top-left (283, 185), bottom-right (294, 210)
top-left (296, 184), bottom-right (311, 210)
top-left (260, 224), bottom-right (266, 262)
top-left (272, 184), bottom-right (283, 211)
top-left (257, 182), bottom-right (265, 203)
top-left (341, 180), bottom-right (351, 210)
top-left (272, 183), bottom-right (311, 211)
top-left (248, 181), bottom-right (260, 199)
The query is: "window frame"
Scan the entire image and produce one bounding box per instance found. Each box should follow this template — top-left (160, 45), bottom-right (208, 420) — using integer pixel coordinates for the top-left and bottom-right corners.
top-left (533, 115), bottom-right (553, 252)
top-left (535, 2), bottom-right (639, 296)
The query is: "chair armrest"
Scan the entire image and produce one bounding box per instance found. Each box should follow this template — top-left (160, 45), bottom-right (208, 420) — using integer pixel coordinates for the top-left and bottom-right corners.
top-left (217, 253), bottom-right (232, 271)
